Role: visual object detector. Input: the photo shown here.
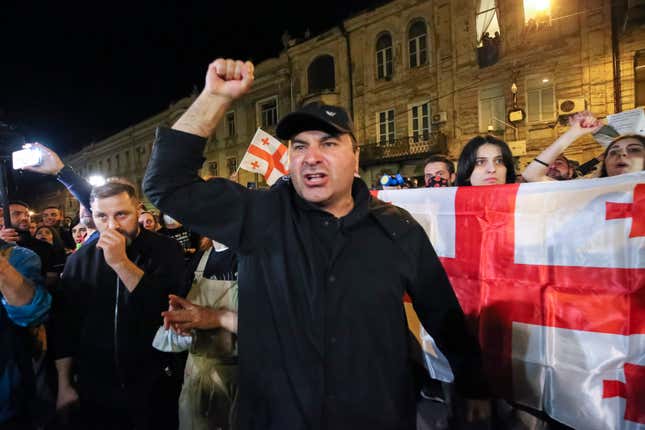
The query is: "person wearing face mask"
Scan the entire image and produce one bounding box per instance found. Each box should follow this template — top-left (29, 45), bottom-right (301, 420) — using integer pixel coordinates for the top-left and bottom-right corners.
top-left (53, 181), bottom-right (185, 430)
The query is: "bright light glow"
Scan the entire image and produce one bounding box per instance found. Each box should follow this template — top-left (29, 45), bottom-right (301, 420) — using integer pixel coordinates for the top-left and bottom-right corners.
top-left (524, 0), bottom-right (551, 24)
top-left (28, 210), bottom-right (35, 216)
top-left (542, 78), bottom-right (550, 83)
top-left (88, 175), bottom-right (106, 186)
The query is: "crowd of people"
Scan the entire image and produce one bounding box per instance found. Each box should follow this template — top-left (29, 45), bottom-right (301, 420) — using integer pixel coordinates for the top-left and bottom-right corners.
top-left (0, 57), bottom-right (643, 430)
top-left (382, 111), bottom-right (643, 192)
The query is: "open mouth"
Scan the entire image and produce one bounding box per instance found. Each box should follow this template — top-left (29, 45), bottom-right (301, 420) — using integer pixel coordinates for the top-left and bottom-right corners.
top-left (304, 172), bottom-right (328, 186)
top-left (616, 162), bottom-right (629, 168)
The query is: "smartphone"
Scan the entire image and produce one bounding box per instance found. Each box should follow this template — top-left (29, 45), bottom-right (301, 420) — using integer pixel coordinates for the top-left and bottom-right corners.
top-left (12, 146), bottom-right (42, 169)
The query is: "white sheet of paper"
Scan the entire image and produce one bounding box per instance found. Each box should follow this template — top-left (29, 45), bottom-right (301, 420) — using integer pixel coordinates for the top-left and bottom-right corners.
top-left (607, 108), bottom-right (645, 136)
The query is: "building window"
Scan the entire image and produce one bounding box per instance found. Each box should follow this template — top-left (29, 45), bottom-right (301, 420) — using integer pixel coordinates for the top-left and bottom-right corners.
top-left (636, 51), bottom-right (645, 108)
top-left (377, 109), bottom-right (396, 144)
top-left (115, 154), bottom-right (120, 170)
top-left (258, 97), bottom-right (278, 129)
top-left (125, 150), bottom-right (130, 168)
top-left (227, 157), bottom-right (237, 176)
top-left (226, 111), bottom-right (236, 137)
top-left (526, 76), bottom-right (555, 123)
top-left (409, 101), bottom-right (431, 142)
top-left (523, 0), bottom-right (551, 27)
top-left (208, 161), bottom-right (218, 177)
top-left (376, 33), bottom-right (393, 80)
top-left (307, 55), bottom-right (336, 94)
top-left (408, 19), bottom-right (428, 68)
top-left (476, 0), bottom-right (501, 46)
top-left (478, 86), bottom-right (506, 132)
top-left (106, 158), bottom-right (111, 172)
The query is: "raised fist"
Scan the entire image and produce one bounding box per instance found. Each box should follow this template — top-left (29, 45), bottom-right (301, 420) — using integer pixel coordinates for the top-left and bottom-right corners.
top-left (567, 111), bottom-right (603, 137)
top-left (204, 58), bottom-right (254, 101)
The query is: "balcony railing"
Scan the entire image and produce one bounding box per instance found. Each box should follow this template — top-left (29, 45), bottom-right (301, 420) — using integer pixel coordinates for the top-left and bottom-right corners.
top-left (359, 133), bottom-right (447, 166)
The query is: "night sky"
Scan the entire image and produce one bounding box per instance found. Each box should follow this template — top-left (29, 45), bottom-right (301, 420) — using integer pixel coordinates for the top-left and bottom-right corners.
top-left (1, 1), bottom-right (382, 157)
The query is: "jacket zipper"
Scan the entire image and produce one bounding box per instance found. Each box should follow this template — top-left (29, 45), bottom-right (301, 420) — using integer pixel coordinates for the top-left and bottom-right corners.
top-left (114, 277), bottom-right (125, 389)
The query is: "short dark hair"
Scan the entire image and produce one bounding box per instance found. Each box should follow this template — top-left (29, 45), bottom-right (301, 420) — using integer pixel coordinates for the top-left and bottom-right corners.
top-left (90, 182), bottom-right (138, 205)
top-left (456, 135), bottom-right (516, 186)
top-left (44, 206), bottom-right (60, 211)
top-left (423, 154), bottom-right (455, 175)
top-left (599, 134), bottom-right (645, 178)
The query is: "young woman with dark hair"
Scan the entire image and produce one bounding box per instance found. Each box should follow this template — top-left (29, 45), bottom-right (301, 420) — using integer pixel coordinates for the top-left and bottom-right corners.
top-left (456, 135), bottom-right (516, 186)
top-left (599, 134), bottom-right (644, 178)
top-left (34, 225), bottom-right (67, 272)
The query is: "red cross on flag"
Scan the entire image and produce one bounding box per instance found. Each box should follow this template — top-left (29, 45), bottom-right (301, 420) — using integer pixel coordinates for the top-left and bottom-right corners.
top-left (376, 171), bottom-right (645, 430)
top-left (239, 128), bottom-right (289, 185)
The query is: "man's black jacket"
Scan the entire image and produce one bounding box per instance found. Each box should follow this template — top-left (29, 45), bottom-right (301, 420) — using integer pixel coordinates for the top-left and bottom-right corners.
top-left (53, 227), bottom-right (184, 402)
top-left (144, 127), bottom-right (485, 430)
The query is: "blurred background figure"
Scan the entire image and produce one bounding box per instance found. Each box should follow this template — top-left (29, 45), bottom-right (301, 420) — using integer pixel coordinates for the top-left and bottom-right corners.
top-left (34, 225), bottom-right (67, 273)
top-left (71, 223), bottom-right (90, 250)
top-left (158, 213), bottom-right (200, 260)
top-left (139, 211), bottom-right (159, 232)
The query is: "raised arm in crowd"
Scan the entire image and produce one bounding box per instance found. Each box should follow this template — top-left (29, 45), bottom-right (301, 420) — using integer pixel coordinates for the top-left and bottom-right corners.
top-left (522, 111), bottom-right (602, 182)
top-left (143, 58), bottom-right (487, 430)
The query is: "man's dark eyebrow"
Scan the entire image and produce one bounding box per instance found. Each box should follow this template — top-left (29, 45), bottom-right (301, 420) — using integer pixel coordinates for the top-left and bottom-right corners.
top-left (319, 133), bottom-right (341, 142)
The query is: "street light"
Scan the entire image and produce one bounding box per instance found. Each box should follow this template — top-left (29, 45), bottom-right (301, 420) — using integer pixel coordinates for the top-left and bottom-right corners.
top-left (88, 175), bottom-right (106, 187)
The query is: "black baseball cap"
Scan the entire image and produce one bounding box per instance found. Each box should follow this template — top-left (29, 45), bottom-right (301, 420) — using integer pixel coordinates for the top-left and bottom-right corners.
top-left (276, 102), bottom-right (356, 141)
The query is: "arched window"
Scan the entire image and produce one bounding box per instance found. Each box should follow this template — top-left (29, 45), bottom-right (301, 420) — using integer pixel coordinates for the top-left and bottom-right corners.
top-left (307, 55), bottom-right (335, 94)
top-left (408, 19), bottom-right (428, 68)
top-left (376, 33), bottom-right (393, 79)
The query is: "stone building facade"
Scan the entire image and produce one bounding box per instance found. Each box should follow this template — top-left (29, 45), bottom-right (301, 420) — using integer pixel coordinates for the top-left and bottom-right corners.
top-left (55, 0), bottom-right (645, 215)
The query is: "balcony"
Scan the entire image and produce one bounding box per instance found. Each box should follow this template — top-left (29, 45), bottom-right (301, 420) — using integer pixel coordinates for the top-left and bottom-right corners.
top-left (359, 133), bottom-right (447, 167)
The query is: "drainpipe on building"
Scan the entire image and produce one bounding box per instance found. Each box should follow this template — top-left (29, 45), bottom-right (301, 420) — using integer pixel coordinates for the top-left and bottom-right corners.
top-left (339, 23), bottom-right (355, 122)
top-left (286, 51), bottom-right (295, 112)
top-left (610, 0), bottom-right (624, 113)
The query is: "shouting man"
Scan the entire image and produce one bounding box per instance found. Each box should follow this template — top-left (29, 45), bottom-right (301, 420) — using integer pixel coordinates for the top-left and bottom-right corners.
top-left (144, 58), bottom-right (486, 430)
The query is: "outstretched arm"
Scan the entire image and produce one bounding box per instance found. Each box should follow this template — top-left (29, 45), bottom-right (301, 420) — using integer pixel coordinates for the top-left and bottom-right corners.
top-left (23, 143), bottom-right (92, 210)
top-left (522, 111), bottom-right (602, 182)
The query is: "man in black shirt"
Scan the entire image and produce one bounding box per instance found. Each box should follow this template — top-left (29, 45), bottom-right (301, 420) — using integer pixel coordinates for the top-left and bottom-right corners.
top-left (0, 201), bottom-right (53, 275)
top-left (144, 58), bottom-right (486, 430)
top-left (42, 206), bottom-right (75, 250)
top-left (54, 181), bottom-right (185, 429)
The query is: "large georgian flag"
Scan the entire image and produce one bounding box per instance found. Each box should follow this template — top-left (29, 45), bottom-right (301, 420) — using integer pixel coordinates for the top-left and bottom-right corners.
top-left (239, 128), bottom-right (289, 185)
top-left (377, 171), bottom-right (645, 430)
